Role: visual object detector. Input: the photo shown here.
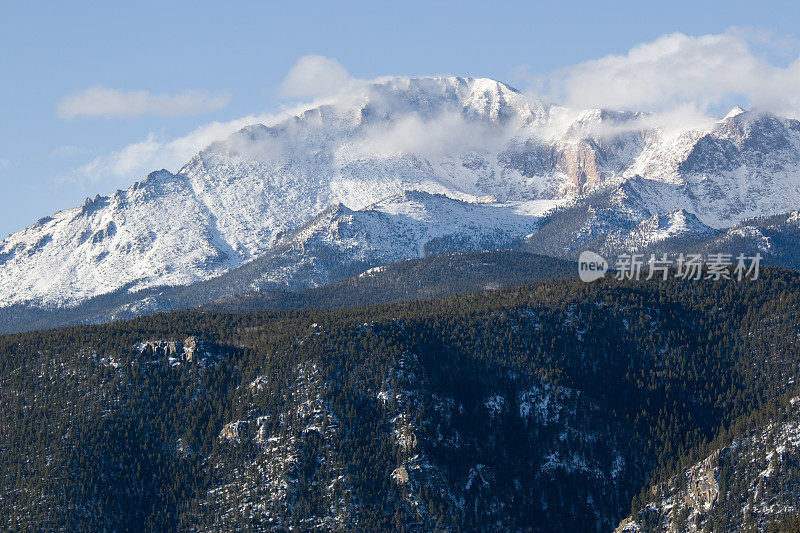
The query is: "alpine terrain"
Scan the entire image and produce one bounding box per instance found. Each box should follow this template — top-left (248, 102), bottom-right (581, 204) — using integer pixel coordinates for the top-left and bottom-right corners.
top-left (2, 77), bottom-right (800, 331)
top-left (4, 74), bottom-right (800, 533)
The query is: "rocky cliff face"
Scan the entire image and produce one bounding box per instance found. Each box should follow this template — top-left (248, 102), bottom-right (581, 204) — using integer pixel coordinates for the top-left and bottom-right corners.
top-left (189, 344), bottom-right (647, 532)
top-left (617, 397), bottom-right (800, 532)
top-left (136, 336), bottom-right (220, 366)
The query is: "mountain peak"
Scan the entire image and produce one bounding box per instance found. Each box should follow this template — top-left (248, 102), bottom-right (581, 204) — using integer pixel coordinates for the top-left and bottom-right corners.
top-left (722, 105), bottom-right (746, 120)
top-left (363, 75), bottom-right (540, 122)
top-left (372, 75), bottom-right (520, 95)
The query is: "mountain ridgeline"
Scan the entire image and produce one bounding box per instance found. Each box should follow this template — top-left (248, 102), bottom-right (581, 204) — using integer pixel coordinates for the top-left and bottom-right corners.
top-left (0, 251), bottom-right (575, 334)
top-left (3, 269), bottom-right (800, 531)
top-left (3, 77), bottom-right (800, 333)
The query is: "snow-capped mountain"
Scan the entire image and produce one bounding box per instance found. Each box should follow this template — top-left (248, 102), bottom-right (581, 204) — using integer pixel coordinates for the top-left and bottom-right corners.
top-left (2, 76), bottom-right (800, 312)
top-left (253, 190), bottom-right (542, 289)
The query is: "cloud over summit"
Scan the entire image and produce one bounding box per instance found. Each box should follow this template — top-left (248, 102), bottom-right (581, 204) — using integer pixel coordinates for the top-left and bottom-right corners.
top-left (278, 55), bottom-right (354, 99)
top-left (60, 31), bottom-right (800, 192)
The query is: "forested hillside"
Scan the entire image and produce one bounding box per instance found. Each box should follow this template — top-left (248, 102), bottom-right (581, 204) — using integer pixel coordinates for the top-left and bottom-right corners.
top-left (2, 269), bottom-right (800, 531)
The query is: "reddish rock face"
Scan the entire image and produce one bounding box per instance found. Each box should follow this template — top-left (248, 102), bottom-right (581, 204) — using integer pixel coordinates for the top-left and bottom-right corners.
top-left (558, 141), bottom-right (606, 196)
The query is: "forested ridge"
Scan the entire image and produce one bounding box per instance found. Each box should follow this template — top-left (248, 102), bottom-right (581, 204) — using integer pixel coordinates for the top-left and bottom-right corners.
top-left (0, 250), bottom-right (575, 335)
top-left (2, 268), bottom-right (800, 531)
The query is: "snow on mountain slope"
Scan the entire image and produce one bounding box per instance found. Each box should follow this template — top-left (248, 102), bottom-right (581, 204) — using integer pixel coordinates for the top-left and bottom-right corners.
top-left (3, 75), bottom-right (800, 310)
top-left (240, 191), bottom-right (543, 291)
top-left (176, 77), bottom-right (549, 262)
top-left (522, 179), bottom-right (723, 259)
top-left (0, 170), bottom-right (237, 307)
top-left (626, 209), bottom-right (717, 247)
top-left (623, 110), bottom-right (800, 227)
top-left (1, 78), bottom-right (551, 308)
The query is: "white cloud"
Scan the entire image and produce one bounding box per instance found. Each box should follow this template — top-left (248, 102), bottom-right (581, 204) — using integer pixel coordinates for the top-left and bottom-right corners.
top-left (63, 116), bottom-right (268, 187)
top-left (528, 29), bottom-right (800, 118)
top-left (61, 102), bottom-right (322, 188)
top-left (344, 110), bottom-right (514, 160)
top-left (278, 55), bottom-right (353, 99)
top-left (61, 57), bottom-right (361, 188)
top-left (59, 54), bottom-right (361, 189)
top-left (57, 86), bottom-right (230, 119)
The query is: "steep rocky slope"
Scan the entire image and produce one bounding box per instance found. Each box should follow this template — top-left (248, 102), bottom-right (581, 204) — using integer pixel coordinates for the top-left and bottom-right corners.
top-left (617, 396), bottom-right (800, 532)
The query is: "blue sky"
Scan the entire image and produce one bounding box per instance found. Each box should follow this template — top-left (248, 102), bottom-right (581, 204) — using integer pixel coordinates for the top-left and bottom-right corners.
top-left (1, 0), bottom-right (799, 237)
